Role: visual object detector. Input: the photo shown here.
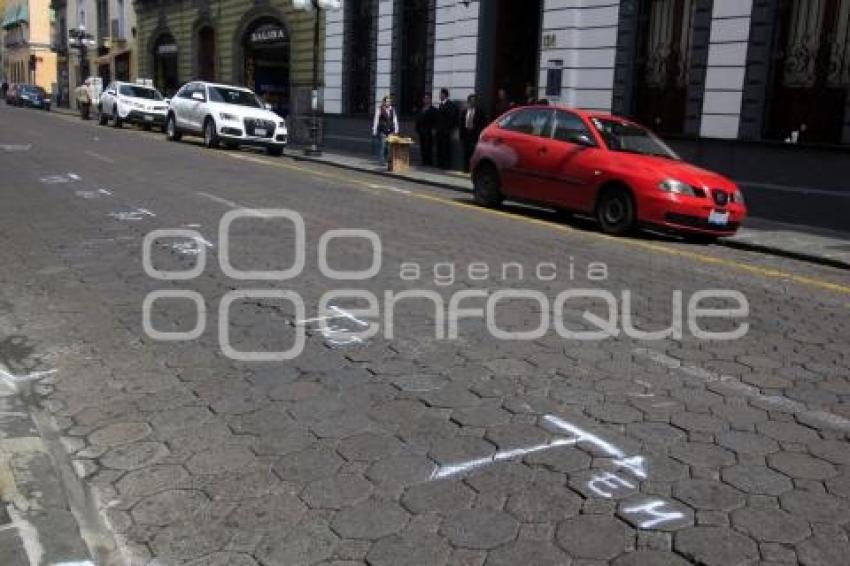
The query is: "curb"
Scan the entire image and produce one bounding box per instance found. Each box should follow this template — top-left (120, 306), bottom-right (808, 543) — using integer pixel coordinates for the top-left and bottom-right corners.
top-left (289, 150), bottom-right (472, 193)
top-left (720, 239), bottom-right (850, 270)
top-left (290, 151), bottom-right (849, 271)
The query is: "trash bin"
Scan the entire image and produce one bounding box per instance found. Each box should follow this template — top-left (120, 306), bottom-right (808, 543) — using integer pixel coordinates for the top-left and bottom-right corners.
top-left (387, 136), bottom-right (413, 172)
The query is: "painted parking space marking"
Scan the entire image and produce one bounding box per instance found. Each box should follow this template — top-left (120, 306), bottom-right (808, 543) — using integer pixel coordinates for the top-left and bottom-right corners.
top-left (74, 188), bottom-right (112, 199)
top-left (429, 414), bottom-right (692, 531)
top-left (0, 367), bottom-right (58, 392)
top-left (431, 437), bottom-right (578, 480)
top-left (39, 173), bottom-right (80, 185)
top-left (196, 192), bottom-right (277, 218)
top-left (636, 347), bottom-right (850, 431)
top-left (108, 208), bottom-right (155, 221)
top-left (0, 143), bottom-right (31, 152)
top-left (167, 235), bottom-right (214, 256)
top-left (5, 504), bottom-right (44, 566)
top-left (84, 150), bottom-right (115, 163)
top-left (296, 306), bottom-right (370, 348)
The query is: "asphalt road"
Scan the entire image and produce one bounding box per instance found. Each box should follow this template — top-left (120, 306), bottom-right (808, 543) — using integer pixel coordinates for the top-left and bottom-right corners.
top-left (1, 104), bottom-right (850, 566)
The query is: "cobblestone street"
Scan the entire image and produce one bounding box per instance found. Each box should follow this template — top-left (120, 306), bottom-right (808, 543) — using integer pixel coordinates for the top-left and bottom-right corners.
top-left (1, 106), bottom-right (849, 565)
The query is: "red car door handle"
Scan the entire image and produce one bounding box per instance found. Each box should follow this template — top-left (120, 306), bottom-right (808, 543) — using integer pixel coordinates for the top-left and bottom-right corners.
top-left (538, 146), bottom-right (547, 155)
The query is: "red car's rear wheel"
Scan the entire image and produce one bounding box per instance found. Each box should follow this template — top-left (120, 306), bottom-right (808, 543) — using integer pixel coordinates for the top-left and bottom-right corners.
top-left (473, 164), bottom-right (504, 208)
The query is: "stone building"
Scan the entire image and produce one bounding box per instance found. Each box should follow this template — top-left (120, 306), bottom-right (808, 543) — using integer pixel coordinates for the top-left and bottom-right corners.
top-left (133, 0), bottom-right (324, 131)
top-left (320, 0), bottom-right (850, 185)
top-left (51, 0), bottom-right (137, 106)
top-left (2, 0), bottom-right (57, 90)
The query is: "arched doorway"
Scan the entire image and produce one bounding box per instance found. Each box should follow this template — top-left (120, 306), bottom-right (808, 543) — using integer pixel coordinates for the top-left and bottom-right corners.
top-left (153, 33), bottom-right (179, 96)
top-left (242, 18), bottom-right (290, 116)
top-left (198, 26), bottom-right (216, 81)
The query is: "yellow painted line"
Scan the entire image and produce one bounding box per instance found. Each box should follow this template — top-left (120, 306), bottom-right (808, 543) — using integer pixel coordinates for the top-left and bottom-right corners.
top-left (413, 192), bottom-right (850, 296)
top-left (218, 150), bottom-right (850, 297)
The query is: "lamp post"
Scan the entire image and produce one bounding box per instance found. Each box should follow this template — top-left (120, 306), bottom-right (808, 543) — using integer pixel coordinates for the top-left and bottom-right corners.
top-left (68, 25), bottom-right (95, 84)
top-left (293, 0), bottom-right (342, 156)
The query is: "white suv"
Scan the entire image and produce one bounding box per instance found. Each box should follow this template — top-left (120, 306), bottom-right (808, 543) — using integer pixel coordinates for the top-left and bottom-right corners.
top-left (99, 82), bottom-right (168, 130)
top-left (165, 81), bottom-right (288, 156)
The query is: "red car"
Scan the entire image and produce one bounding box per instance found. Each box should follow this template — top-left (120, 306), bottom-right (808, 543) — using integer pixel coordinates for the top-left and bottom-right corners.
top-left (470, 106), bottom-right (747, 241)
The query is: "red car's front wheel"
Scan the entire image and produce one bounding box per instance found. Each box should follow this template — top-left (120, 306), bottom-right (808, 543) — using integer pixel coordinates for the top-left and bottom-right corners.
top-left (597, 187), bottom-right (636, 235)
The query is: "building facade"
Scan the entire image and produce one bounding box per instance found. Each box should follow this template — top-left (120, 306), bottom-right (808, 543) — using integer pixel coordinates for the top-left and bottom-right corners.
top-left (0, 0), bottom-right (6, 80)
top-left (51, 0), bottom-right (137, 107)
top-left (2, 0), bottom-right (57, 90)
top-left (133, 0), bottom-right (323, 131)
top-left (322, 0), bottom-right (850, 180)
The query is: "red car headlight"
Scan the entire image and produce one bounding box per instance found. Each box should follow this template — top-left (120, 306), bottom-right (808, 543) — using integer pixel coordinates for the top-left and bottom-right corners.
top-left (659, 179), bottom-right (700, 197)
top-left (732, 188), bottom-right (745, 205)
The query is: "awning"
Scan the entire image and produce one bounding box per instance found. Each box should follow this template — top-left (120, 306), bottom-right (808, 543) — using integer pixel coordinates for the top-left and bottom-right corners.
top-left (95, 48), bottom-right (132, 66)
top-left (2, 5), bottom-right (27, 29)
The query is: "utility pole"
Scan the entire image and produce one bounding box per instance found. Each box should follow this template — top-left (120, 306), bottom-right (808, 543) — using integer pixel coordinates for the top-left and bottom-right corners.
top-left (293, 0), bottom-right (342, 157)
top-left (68, 25), bottom-right (95, 83)
top-left (307, 0), bottom-right (321, 156)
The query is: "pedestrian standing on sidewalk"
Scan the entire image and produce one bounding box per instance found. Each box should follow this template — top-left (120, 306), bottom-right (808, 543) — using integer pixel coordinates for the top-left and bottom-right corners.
top-left (494, 87), bottom-right (513, 118)
top-left (75, 80), bottom-right (92, 120)
top-left (523, 82), bottom-right (537, 105)
top-left (460, 93), bottom-right (487, 172)
top-left (435, 88), bottom-right (459, 169)
top-left (1, 80), bottom-right (8, 99)
top-left (415, 93), bottom-right (437, 166)
top-left (372, 95), bottom-right (399, 166)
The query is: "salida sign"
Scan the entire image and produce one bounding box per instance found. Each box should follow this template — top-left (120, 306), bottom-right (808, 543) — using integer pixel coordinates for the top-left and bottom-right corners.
top-left (250, 25), bottom-right (287, 45)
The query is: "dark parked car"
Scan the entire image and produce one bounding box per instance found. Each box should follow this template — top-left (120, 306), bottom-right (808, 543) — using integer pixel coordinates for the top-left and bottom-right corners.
top-left (16, 85), bottom-right (51, 111)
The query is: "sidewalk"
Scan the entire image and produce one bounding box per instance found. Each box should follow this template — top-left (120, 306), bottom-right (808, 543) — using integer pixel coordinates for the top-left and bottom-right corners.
top-left (290, 148), bottom-right (850, 269)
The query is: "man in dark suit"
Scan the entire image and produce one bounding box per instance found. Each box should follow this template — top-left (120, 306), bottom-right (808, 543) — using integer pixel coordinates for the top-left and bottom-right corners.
top-left (460, 93), bottom-right (487, 172)
top-left (435, 88), bottom-right (459, 169)
top-left (415, 93), bottom-right (437, 166)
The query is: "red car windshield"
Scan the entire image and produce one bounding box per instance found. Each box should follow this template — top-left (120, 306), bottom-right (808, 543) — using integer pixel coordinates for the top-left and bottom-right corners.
top-left (591, 117), bottom-right (680, 160)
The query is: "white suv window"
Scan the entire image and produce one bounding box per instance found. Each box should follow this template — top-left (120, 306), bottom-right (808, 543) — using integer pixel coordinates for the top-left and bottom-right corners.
top-left (118, 84), bottom-right (163, 100)
top-left (208, 86), bottom-right (262, 108)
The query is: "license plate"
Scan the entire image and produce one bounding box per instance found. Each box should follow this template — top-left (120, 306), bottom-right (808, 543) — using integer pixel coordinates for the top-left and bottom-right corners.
top-left (708, 210), bottom-right (729, 226)
top-left (144, 114), bottom-right (154, 121)
top-left (254, 128), bottom-right (267, 137)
